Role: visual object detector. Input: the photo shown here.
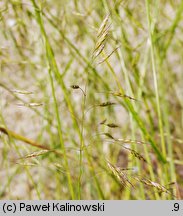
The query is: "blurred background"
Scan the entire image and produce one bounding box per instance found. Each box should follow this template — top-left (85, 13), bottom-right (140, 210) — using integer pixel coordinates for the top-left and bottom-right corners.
top-left (0, 0), bottom-right (183, 199)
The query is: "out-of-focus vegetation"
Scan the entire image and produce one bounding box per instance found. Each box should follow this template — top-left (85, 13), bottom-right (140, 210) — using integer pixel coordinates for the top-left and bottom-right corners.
top-left (0, 0), bottom-right (183, 199)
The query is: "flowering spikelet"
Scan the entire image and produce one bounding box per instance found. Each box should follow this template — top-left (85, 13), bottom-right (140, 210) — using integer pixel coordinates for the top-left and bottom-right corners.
top-left (107, 161), bottom-right (134, 188)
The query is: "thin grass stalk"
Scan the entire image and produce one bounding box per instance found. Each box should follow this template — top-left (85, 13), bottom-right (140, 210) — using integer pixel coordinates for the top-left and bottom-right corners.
top-left (78, 86), bottom-right (87, 199)
top-left (145, 1), bottom-right (169, 194)
top-left (103, 53), bottom-right (148, 199)
top-left (99, 25), bottom-right (165, 163)
top-left (160, 0), bottom-right (183, 63)
top-left (35, 12), bottom-right (106, 198)
top-left (31, 0), bottom-right (75, 199)
top-left (100, 31), bottom-right (159, 200)
top-left (101, 47), bottom-right (165, 162)
top-left (98, 4), bottom-right (161, 198)
top-left (0, 115), bottom-right (41, 199)
top-left (31, 1), bottom-right (82, 141)
top-left (48, 68), bottom-right (75, 199)
top-left (36, 7), bottom-right (105, 198)
top-left (145, 0), bottom-right (166, 160)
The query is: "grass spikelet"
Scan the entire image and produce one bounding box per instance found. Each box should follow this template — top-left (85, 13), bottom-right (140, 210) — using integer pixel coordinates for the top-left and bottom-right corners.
top-left (54, 163), bottom-right (64, 169)
top-left (99, 119), bottom-right (119, 128)
top-left (99, 119), bottom-right (107, 125)
top-left (103, 133), bottom-right (115, 140)
top-left (107, 161), bottom-right (134, 188)
top-left (84, 101), bottom-right (116, 115)
top-left (97, 91), bottom-right (139, 102)
top-left (15, 162), bottom-right (38, 166)
top-left (93, 44), bottom-right (105, 59)
top-left (106, 123), bottom-right (119, 128)
top-left (111, 92), bottom-right (139, 101)
top-left (70, 84), bottom-right (86, 96)
top-left (12, 90), bottom-right (34, 94)
top-left (99, 101), bottom-right (116, 107)
top-left (116, 138), bottom-right (148, 145)
top-left (97, 13), bottom-right (110, 38)
top-left (70, 85), bottom-right (80, 89)
top-left (136, 177), bottom-right (172, 195)
top-left (123, 146), bottom-right (147, 163)
top-left (16, 103), bottom-right (43, 107)
top-left (93, 14), bottom-right (111, 59)
top-left (19, 150), bottom-right (50, 160)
